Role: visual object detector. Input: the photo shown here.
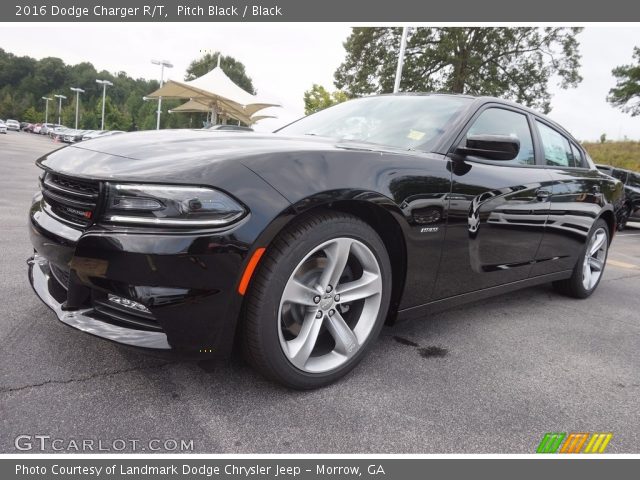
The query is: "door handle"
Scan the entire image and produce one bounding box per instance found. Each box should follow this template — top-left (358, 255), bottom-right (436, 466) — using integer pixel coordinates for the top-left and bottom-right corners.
top-left (536, 188), bottom-right (552, 200)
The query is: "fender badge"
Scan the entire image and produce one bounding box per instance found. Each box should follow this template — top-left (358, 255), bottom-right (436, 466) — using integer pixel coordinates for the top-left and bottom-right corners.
top-left (420, 227), bottom-right (439, 233)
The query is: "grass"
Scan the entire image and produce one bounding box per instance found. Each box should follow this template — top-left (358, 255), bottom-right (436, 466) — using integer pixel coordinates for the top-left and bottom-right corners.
top-left (582, 141), bottom-right (640, 172)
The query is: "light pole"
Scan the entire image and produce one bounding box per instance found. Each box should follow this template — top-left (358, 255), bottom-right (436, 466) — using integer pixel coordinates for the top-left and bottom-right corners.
top-left (70, 87), bottom-right (85, 130)
top-left (151, 59), bottom-right (173, 130)
top-left (96, 79), bottom-right (113, 130)
top-left (54, 94), bottom-right (66, 126)
top-left (42, 97), bottom-right (52, 124)
top-left (393, 27), bottom-right (409, 93)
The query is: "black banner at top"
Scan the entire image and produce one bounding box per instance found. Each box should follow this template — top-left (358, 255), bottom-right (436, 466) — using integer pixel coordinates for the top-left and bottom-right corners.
top-left (4, 0), bottom-right (640, 22)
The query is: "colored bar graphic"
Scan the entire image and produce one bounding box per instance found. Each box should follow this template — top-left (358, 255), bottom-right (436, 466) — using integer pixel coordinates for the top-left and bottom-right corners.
top-left (537, 433), bottom-right (566, 453)
top-left (584, 433), bottom-right (613, 453)
top-left (537, 432), bottom-right (613, 453)
top-left (560, 433), bottom-right (588, 453)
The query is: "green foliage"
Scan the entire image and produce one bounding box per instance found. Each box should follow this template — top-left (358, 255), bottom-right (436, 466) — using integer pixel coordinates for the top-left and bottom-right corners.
top-left (22, 106), bottom-right (40, 123)
top-left (186, 51), bottom-right (255, 94)
top-left (583, 141), bottom-right (640, 171)
top-left (600, 133), bottom-right (607, 144)
top-left (608, 47), bottom-right (640, 116)
top-left (0, 47), bottom-right (205, 130)
top-left (335, 27), bottom-right (583, 113)
top-left (303, 84), bottom-right (349, 114)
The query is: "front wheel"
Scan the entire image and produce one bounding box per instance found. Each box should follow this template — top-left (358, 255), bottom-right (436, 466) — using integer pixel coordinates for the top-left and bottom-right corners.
top-left (553, 219), bottom-right (609, 298)
top-left (242, 211), bottom-right (392, 389)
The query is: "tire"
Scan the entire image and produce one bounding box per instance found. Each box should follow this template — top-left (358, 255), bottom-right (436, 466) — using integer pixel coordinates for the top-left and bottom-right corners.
top-left (242, 211), bottom-right (392, 389)
top-left (553, 219), bottom-right (609, 299)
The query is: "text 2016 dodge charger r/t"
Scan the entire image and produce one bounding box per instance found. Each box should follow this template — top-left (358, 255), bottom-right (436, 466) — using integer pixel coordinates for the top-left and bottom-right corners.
top-left (28, 94), bottom-right (623, 388)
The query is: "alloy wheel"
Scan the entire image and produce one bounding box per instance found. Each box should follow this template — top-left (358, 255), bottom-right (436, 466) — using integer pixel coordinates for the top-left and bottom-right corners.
top-left (582, 227), bottom-right (608, 291)
top-left (277, 237), bottom-right (383, 373)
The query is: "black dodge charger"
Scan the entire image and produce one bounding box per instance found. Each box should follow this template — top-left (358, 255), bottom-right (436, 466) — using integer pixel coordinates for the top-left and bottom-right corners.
top-left (28, 94), bottom-right (623, 388)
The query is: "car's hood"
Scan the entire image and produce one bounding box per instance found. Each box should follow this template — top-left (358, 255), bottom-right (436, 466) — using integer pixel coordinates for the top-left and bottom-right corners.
top-left (37, 129), bottom-right (408, 181)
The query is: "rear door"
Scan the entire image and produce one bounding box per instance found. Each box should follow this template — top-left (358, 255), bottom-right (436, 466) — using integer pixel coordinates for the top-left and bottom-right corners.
top-left (531, 120), bottom-right (607, 276)
top-left (434, 105), bottom-right (553, 299)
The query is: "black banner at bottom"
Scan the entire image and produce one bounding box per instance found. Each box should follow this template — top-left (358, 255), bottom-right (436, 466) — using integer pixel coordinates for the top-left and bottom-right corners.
top-left (1, 458), bottom-right (638, 479)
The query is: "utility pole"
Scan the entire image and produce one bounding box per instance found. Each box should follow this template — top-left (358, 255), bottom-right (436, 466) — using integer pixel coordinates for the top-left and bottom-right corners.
top-left (70, 87), bottom-right (85, 130)
top-left (96, 79), bottom-right (113, 130)
top-left (151, 59), bottom-right (173, 130)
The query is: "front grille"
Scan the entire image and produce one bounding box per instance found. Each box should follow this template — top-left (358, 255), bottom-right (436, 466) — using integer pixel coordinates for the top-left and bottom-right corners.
top-left (41, 172), bottom-right (100, 227)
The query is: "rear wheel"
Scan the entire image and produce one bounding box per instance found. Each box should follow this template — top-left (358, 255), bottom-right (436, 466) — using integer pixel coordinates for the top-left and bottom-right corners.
top-left (242, 211), bottom-right (392, 389)
top-left (553, 219), bottom-right (609, 298)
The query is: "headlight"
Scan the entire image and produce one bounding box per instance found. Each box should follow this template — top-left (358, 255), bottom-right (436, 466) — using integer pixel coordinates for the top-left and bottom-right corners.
top-left (103, 183), bottom-right (246, 227)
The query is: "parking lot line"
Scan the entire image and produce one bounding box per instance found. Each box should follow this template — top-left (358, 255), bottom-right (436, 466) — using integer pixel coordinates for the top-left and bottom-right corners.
top-left (607, 259), bottom-right (639, 269)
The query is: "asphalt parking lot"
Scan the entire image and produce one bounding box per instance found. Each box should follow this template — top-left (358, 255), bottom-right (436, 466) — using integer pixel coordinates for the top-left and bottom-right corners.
top-left (1, 131), bottom-right (639, 453)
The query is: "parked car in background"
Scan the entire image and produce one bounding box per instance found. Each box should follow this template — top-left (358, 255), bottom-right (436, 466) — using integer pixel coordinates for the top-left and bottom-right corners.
top-left (50, 126), bottom-right (69, 140)
top-left (27, 93), bottom-right (623, 389)
top-left (81, 130), bottom-right (106, 141)
top-left (62, 130), bottom-right (91, 143)
top-left (32, 123), bottom-right (43, 134)
top-left (5, 119), bottom-right (20, 131)
top-left (596, 164), bottom-right (640, 229)
top-left (39, 123), bottom-right (58, 135)
top-left (20, 122), bottom-right (30, 131)
top-left (0, 120), bottom-right (6, 134)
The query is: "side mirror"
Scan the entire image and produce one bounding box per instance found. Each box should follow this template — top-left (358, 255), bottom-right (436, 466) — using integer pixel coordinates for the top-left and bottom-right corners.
top-left (455, 134), bottom-right (520, 161)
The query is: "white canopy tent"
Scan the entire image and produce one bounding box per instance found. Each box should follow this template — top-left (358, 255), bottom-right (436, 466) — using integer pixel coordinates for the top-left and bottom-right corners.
top-left (169, 98), bottom-right (263, 125)
top-left (147, 66), bottom-right (279, 125)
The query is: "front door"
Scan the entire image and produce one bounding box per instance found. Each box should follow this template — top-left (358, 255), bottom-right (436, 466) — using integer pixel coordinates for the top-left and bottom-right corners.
top-left (434, 105), bottom-right (553, 299)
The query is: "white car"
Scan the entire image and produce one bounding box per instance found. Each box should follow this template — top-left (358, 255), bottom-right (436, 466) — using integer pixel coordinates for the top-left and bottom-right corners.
top-left (0, 121), bottom-right (7, 134)
top-left (5, 119), bottom-right (20, 131)
top-left (81, 130), bottom-right (106, 141)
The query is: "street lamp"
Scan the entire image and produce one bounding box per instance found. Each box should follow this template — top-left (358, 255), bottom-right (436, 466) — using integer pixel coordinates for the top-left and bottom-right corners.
top-left (96, 79), bottom-right (113, 130)
top-left (393, 27), bottom-right (409, 93)
top-left (54, 94), bottom-right (66, 126)
top-left (41, 97), bottom-right (52, 124)
top-left (70, 87), bottom-right (85, 130)
top-left (151, 59), bottom-right (173, 130)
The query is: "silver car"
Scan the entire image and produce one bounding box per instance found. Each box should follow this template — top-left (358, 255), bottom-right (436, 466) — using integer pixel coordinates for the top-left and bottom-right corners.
top-left (5, 119), bottom-right (20, 131)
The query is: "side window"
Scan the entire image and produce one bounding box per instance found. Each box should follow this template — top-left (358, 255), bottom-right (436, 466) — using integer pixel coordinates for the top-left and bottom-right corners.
top-left (465, 108), bottom-right (535, 165)
top-left (569, 143), bottom-right (585, 168)
top-left (629, 173), bottom-right (640, 189)
top-left (536, 121), bottom-right (574, 167)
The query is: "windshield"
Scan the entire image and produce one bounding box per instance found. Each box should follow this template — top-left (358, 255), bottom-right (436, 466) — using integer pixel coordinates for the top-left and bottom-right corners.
top-left (277, 95), bottom-right (472, 151)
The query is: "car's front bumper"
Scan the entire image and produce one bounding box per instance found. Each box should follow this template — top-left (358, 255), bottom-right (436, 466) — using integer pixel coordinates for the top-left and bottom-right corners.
top-left (27, 197), bottom-right (251, 355)
top-left (28, 254), bottom-right (171, 348)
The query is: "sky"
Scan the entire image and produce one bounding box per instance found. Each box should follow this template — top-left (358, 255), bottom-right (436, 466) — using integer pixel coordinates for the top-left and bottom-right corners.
top-left (0, 24), bottom-right (639, 140)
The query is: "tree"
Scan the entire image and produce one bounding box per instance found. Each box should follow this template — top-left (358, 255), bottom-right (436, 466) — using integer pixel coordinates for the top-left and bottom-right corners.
top-left (96, 96), bottom-right (131, 130)
top-left (334, 27), bottom-right (583, 113)
top-left (303, 84), bottom-right (349, 114)
top-left (185, 52), bottom-right (255, 94)
top-left (22, 106), bottom-right (40, 123)
top-left (608, 47), bottom-right (640, 116)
